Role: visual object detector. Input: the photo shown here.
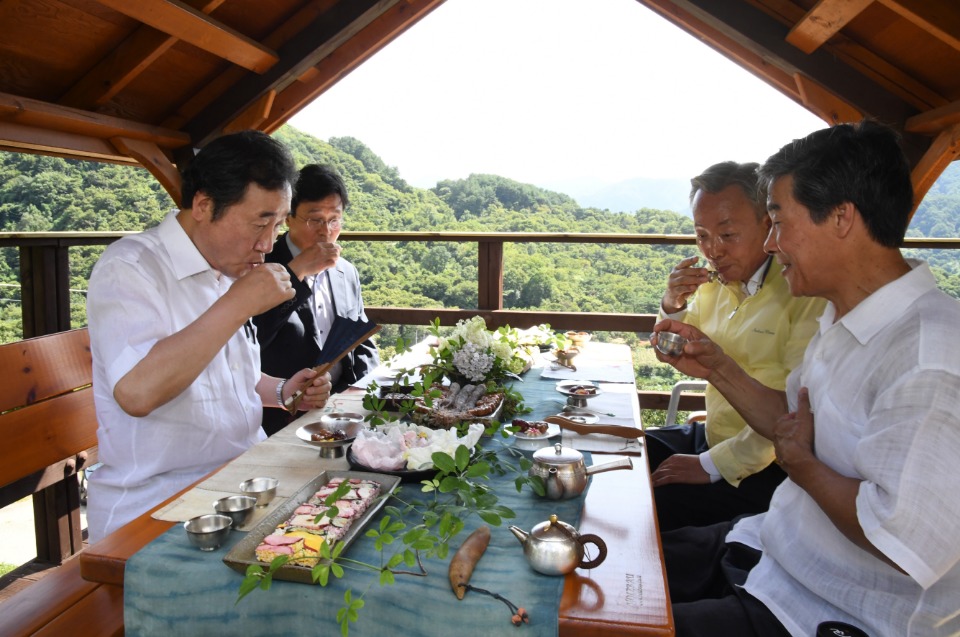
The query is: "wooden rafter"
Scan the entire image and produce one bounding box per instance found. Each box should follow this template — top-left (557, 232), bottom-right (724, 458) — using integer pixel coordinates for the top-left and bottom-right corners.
top-left (794, 73), bottom-right (863, 125)
top-left (0, 92), bottom-right (189, 149)
top-left (0, 121), bottom-right (139, 164)
top-left (878, 0), bottom-right (960, 53)
top-left (742, 0), bottom-right (947, 110)
top-left (183, 0), bottom-right (394, 145)
top-left (634, 1), bottom-right (803, 104)
top-left (786, 0), bottom-right (872, 54)
top-left (909, 123), bottom-right (960, 216)
top-left (266, 0), bottom-right (449, 130)
top-left (906, 99), bottom-right (960, 135)
top-left (223, 91), bottom-right (276, 133)
top-left (110, 137), bottom-right (182, 203)
top-left (635, 0), bottom-right (927, 165)
top-left (92, 0), bottom-right (278, 73)
top-left (160, 0), bottom-right (340, 131)
top-left (60, 0), bottom-right (228, 110)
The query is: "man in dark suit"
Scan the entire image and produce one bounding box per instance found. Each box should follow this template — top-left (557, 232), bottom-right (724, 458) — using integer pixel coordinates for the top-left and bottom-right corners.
top-left (254, 164), bottom-right (379, 436)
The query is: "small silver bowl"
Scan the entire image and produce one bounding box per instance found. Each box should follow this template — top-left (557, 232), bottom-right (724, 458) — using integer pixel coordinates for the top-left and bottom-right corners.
top-left (239, 477), bottom-right (279, 508)
top-left (655, 331), bottom-right (687, 356)
top-left (213, 494), bottom-right (257, 528)
top-left (184, 514), bottom-right (232, 551)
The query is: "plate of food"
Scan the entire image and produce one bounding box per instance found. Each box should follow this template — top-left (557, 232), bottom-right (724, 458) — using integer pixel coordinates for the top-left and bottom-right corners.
top-left (346, 447), bottom-right (435, 483)
top-left (347, 420), bottom-right (486, 483)
top-left (413, 382), bottom-right (505, 429)
top-left (223, 470), bottom-right (400, 584)
top-left (510, 418), bottom-right (561, 440)
top-left (295, 413), bottom-right (365, 458)
top-left (555, 380), bottom-right (602, 398)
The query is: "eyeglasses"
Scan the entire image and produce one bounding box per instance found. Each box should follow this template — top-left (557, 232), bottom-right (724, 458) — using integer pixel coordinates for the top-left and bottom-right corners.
top-left (294, 216), bottom-right (342, 231)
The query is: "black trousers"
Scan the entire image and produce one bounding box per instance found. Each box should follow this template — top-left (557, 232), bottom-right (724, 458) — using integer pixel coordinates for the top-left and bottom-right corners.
top-left (645, 423), bottom-right (787, 532)
top-left (663, 521), bottom-right (792, 637)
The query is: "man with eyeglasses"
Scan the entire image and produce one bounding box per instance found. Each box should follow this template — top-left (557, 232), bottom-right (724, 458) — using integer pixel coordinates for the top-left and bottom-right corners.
top-left (253, 164), bottom-right (379, 436)
top-left (646, 161), bottom-right (825, 531)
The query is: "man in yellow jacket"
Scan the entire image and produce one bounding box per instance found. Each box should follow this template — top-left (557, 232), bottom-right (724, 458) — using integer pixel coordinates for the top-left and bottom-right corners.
top-left (648, 160), bottom-right (825, 531)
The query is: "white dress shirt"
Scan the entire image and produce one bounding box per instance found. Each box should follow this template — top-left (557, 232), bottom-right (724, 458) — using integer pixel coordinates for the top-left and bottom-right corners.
top-left (727, 261), bottom-right (960, 637)
top-left (85, 211), bottom-right (265, 541)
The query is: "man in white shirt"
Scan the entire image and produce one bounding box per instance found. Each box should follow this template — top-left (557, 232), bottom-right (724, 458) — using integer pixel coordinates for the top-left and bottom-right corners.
top-left (653, 121), bottom-right (960, 637)
top-left (86, 131), bottom-right (333, 541)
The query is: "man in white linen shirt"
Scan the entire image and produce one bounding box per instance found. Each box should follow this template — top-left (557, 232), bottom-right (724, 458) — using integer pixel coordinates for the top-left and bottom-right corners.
top-left (652, 120), bottom-right (960, 637)
top-left (86, 131), bottom-right (333, 541)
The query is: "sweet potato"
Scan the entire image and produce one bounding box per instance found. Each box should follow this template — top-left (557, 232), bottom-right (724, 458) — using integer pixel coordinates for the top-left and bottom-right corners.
top-left (448, 525), bottom-right (491, 600)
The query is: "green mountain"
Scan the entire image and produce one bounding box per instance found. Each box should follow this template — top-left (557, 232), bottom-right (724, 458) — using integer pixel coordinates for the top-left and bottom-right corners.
top-left (2, 125), bottom-right (959, 360)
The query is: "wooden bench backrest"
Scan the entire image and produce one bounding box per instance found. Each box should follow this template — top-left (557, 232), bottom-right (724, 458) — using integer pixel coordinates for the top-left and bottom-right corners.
top-left (0, 328), bottom-right (96, 490)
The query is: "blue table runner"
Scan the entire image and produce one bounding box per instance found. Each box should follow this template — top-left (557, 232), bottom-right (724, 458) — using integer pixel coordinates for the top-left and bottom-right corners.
top-left (124, 444), bottom-right (590, 637)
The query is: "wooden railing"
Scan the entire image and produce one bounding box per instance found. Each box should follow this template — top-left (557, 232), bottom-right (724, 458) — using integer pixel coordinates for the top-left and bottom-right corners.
top-left (3, 230), bottom-right (958, 413)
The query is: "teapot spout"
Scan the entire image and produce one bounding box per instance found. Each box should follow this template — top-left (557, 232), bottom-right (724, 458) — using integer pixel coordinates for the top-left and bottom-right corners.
top-left (509, 525), bottom-right (528, 545)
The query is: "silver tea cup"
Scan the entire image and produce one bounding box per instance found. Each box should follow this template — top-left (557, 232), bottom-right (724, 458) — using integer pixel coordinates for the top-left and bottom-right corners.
top-left (654, 332), bottom-right (687, 356)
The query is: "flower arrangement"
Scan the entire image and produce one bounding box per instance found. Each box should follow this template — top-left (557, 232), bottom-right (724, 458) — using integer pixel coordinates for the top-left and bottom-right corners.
top-left (428, 317), bottom-right (531, 383)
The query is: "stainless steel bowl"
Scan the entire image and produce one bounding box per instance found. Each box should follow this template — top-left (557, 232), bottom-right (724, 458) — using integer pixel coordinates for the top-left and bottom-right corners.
top-left (239, 477), bottom-right (279, 508)
top-left (213, 494), bottom-right (257, 527)
top-left (184, 514), bottom-right (232, 551)
top-left (655, 331), bottom-right (687, 356)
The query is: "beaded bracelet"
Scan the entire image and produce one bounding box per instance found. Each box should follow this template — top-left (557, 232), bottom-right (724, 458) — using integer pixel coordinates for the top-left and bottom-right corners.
top-left (276, 378), bottom-right (288, 409)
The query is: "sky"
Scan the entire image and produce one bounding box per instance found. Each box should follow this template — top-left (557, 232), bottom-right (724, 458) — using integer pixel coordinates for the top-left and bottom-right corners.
top-left (290, 0), bottom-right (825, 211)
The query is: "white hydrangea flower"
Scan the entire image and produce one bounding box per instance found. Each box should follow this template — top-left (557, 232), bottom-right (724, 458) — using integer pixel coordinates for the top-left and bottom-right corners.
top-left (452, 342), bottom-right (495, 381)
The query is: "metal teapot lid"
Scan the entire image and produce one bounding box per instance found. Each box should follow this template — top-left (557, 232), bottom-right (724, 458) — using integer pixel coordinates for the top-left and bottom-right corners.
top-left (532, 442), bottom-right (583, 466)
top-left (530, 514), bottom-right (578, 542)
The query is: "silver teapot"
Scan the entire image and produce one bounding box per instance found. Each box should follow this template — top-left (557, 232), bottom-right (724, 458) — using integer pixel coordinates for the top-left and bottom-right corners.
top-left (529, 442), bottom-right (633, 500)
top-left (509, 514), bottom-right (607, 576)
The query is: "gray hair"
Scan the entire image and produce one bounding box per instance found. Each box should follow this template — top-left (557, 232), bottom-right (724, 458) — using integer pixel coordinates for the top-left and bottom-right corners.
top-left (690, 161), bottom-right (765, 221)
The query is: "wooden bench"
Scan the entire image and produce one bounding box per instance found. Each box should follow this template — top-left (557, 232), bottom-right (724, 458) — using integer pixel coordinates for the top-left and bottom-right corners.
top-left (0, 328), bottom-right (123, 637)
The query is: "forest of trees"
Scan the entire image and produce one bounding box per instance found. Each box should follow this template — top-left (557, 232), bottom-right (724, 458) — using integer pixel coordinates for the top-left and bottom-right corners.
top-left (3, 125), bottom-right (960, 398)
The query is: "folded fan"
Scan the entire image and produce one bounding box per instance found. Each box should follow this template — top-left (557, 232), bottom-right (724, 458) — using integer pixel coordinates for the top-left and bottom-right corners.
top-left (284, 316), bottom-right (381, 413)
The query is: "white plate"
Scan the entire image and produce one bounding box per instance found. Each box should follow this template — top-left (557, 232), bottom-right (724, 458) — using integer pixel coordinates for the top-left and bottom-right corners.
top-left (512, 422), bottom-right (561, 440)
top-left (295, 415), bottom-right (364, 449)
top-left (555, 380), bottom-right (602, 398)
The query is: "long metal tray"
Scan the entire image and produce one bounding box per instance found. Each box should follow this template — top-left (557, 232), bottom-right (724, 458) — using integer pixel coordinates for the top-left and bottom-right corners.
top-left (223, 469), bottom-right (400, 584)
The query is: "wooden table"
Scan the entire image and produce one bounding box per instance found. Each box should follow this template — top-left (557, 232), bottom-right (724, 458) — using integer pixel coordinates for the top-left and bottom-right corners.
top-left (79, 349), bottom-right (674, 636)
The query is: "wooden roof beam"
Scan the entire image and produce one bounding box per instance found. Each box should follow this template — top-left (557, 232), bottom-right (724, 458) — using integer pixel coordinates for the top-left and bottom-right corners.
top-left (0, 121), bottom-right (139, 164)
top-left (183, 0), bottom-right (398, 146)
top-left (794, 73), bottom-right (864, 124)
top-left (110, 137), bottom-right (182, 204)
top-left (909, 123), bottom-right (960, 217)
top-left (878, 0), bottom-right (960, 53)
top-left (0, 92), bottom-right (190, 149)
top-left (786, 0), bottom-right (872, 54)
top-left (93, 0), bottom-right (279, 74)
top-left (634, 0), bottom-right (925, 163)
top-left (60, 0), bottom-right (228, 109)
top-left (633, 1), bottom-right (804, 104)
top-left (222, 91), bottom-right (276, 134)
top-left (735, 0), bottom-right (945, 111)
top-left (906, 99), bottom-right (960, 135)
top-left (160, 0), bottom-right (339, 131)
top-left (266, 0), bottom-right (449, 130)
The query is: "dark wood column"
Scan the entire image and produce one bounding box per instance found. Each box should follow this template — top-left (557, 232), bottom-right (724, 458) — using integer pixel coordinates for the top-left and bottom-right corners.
top-left (19, 243), bottom-right (72, 339)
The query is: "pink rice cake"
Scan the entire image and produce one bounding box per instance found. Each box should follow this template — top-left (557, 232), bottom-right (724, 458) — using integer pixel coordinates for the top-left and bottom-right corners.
top-left (253, 477), bottom-right (381, 567)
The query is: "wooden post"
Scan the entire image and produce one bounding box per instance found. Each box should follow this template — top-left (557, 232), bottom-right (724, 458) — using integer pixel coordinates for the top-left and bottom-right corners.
top-left (19, 243), bottom-right (72, 339)
top-left (477, 239), bottom-right (503, 312)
